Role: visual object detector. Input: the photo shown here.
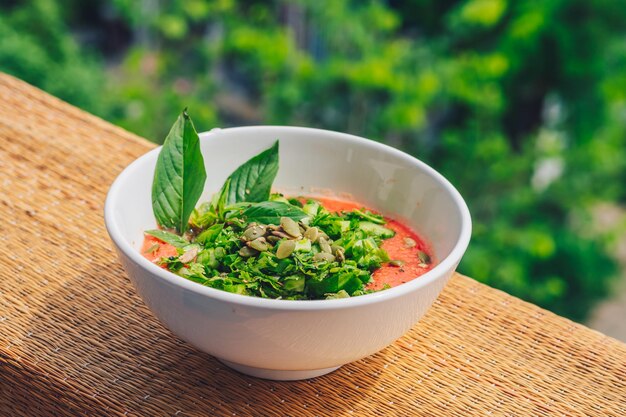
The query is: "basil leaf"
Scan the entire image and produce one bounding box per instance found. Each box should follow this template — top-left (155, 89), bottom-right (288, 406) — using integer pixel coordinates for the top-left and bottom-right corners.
top-left (145, 229), bottom-right (189, 248)
top-left (241, 201), bottom-right (307, 225)
top-left (215, 178), bottom-right (231, 220)
top-left (195, 223), bottom-right (224, 245)
top-left (152, 110), bottom-right (207, 234)
top-left (189, 202), bottom-right (217, 229)
top-left (220, 140), bottom-right (279, 205)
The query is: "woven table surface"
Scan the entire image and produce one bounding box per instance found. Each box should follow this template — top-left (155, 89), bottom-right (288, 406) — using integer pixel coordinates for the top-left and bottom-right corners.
top-left (1, 73), bottom-right (624, 416)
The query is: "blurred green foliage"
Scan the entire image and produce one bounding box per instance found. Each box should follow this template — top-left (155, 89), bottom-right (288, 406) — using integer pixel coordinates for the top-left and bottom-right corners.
top-left (2, 0), bottom-right (626, 321)
top-left (0, 0), bottom-right (109, 114)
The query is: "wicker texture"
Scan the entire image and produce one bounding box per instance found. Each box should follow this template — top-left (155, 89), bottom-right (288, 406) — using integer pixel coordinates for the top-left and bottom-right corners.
top-left (1, 73), bottom-right (624, 416)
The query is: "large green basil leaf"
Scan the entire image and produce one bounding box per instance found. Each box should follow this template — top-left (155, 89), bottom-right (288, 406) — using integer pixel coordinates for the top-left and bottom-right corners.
top-left (151, 110), bottom-right (206, 234)
top-left (221, 140), bottom-right (279, 205)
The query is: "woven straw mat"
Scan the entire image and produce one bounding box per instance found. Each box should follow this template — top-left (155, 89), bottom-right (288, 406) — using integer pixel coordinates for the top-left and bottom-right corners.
top-left (1, 73), bottom-right (625, 416)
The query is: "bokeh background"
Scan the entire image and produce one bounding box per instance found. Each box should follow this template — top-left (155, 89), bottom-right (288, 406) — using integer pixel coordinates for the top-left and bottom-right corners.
top-left (3, 0), bottom-right (626, 336)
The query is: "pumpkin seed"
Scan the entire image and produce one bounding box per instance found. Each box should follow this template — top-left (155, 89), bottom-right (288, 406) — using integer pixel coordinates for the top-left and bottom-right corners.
top-left (239, 246), bottom-right (259, 257)
top-left (271, 230), bottom-right (291, 239)
top-left (276, 240), bottom-right (296, 259)
top-left (247, 237), bottom-right (269, 252)
top-left (403, 237), bottom-right (416, 248)
top-left (304, 226), bottom-right (319, 242)
top-left (389, 259), bottom-right (405, 267)
top-left (266, 235), bottom-right (281, 244)
top-left (280, 217), bottom-right (301, 238)
top-left (318, 236), bottom-right (332, 254)
top-left (313, 252), bottom-right (335, 263)
top-left (179, 246), bottom-right (199, 263)
top-left (417, 250), bottom-right (431, 264)
top-left (243, 225), bottom-right (266, 241)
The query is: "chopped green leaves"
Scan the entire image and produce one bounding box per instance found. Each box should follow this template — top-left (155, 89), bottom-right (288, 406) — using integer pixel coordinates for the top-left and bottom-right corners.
top-left (239, 201), bottom-right (307, 225)
top-left (151, 110), bottom-right (206, 234)
top-left (195, 223), bottom-right (224, 245)
top-left (351, 209), bottom-right (386, 224)
top-left (146, 195), bottom-right (399, 299)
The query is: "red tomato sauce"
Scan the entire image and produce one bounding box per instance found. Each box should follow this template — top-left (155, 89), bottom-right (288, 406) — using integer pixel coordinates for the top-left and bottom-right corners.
top-left (369, 218), bottom-right (434, 289)
top-left (141, 235), bottom-right (178, 266)
top-left (314, 197), bottom-right (434, 290)
top-left (313, 197), bottom-right (362, 213)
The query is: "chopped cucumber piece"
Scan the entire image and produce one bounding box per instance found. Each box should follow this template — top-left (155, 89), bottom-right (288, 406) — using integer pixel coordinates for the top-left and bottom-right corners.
top-left (295, 238), bottom-right (312, 252)
top-left (358, 221), bottom-right (395, 238)
top-left (337, 220), bottom-right (351, 233)
top-left (303, 201), bottom-right (320, 216)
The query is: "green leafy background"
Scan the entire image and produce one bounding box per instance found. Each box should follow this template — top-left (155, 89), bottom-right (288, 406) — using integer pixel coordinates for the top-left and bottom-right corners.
top-left (3, 0), bottom-right (626, 321)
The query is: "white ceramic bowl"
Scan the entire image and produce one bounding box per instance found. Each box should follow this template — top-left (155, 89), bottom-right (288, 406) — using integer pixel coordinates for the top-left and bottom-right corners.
top-left (104, 126), bottom-right (471, 380)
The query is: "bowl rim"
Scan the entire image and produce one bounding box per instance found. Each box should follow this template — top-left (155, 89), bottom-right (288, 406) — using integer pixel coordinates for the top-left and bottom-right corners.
top-left (104, 125), bottom-right (471, 311)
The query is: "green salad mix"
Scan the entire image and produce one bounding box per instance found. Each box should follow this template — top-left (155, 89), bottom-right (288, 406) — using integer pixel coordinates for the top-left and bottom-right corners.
top-left (145, 110), bottom-right (399, 300)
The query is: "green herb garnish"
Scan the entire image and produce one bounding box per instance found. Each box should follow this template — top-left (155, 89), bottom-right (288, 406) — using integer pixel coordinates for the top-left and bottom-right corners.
top-left (149, 111), bottom-right (400, 300)
top-left (145, 229), bottom-right (190, 248)
top-left (238, 201), bottom-right (307, 225)
top-left (151, 109), bottom-right (206, 234)
top-left (220, 140), bottom-right (279, 205)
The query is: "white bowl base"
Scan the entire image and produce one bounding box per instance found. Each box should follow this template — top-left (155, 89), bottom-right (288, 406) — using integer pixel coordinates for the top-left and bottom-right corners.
top-left (219, 359), bottom-right (341, 381)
